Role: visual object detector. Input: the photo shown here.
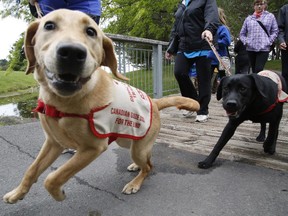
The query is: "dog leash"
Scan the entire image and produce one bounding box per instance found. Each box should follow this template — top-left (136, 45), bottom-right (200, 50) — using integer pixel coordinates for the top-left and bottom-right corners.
top-left (34, 2), bottom-right (43, 18)
top-left (205, 37), bottom-right (232, 76)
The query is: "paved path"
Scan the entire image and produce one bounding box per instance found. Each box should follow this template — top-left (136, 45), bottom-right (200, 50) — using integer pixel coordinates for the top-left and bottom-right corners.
top-left (0, 96), bottom-right (287, 216)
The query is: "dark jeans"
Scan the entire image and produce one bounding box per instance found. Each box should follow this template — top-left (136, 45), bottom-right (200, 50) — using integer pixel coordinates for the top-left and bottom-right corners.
top-left (281, 49), bottom-right (288, 87)
top-left (247, 51), bottom-right (269, 73)
top-left (174, 53), bottom-right (211, 115)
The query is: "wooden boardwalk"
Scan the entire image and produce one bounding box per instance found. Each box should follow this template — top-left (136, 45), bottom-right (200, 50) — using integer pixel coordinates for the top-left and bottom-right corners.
top-left (157, 95), bottom-right (288, 172)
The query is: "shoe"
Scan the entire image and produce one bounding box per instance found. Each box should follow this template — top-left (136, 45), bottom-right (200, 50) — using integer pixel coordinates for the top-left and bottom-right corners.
top-left (195, 114), bottom-right (209, 122)
top-left (183, 111), bottom-right (194, 118)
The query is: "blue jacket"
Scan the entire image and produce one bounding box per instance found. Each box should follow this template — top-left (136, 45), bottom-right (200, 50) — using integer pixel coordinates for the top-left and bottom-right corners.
top-left (207, 25), bottom-right (231, 65)
top-left (38, 0), bottom-right (101, 16)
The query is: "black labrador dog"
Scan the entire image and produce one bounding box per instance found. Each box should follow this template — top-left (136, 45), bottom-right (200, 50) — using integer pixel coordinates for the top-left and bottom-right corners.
top-left (198, 71), bottom-right (288, 169)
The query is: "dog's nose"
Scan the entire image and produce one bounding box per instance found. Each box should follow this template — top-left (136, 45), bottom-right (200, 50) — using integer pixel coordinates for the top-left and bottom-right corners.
top-left (226, 100), bottom-right (237, 108)
top-left (56, 43), bottom-right (87, 74)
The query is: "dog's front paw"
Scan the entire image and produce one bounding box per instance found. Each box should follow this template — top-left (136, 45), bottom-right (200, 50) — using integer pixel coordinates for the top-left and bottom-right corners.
top-left (3, 188), bottom-right (26, 204)
top-left (198, 161), bottom-right (213, 169)
top-left (122, 182), bottom-right (141, 195)
top-left (127, 163), bottom-right (140, 172)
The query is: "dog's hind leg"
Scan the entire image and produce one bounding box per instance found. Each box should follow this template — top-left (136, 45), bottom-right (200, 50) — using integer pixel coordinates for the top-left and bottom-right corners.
top-left (122, 144), bottom-right (153, 194)
top-left (256, 122), bottom-right (266, 142)
top-left (3, 139), bottom-right (63, 204)
top-left (122, 131), bottom-right (157, 195)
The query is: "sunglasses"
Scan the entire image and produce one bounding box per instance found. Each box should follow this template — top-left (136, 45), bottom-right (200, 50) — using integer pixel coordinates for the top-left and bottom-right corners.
top-left (255, 3), bottom-right (265, 6)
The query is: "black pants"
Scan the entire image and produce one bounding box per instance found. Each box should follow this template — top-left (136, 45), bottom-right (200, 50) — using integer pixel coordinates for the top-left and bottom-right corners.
top-left (281, 49), bottom-right (288, 87)
top-left (174, 53), bottom-right (211, 115)
top-left (247, 51), bottom-right (269, 73)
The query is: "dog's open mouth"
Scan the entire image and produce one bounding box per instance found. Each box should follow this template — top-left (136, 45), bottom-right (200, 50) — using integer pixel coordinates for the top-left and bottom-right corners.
top-left (224, 105), bottom-right (246, 119)
top-left (45, 69), bottom-right (91, 96)
top-left (226, 110), bottom-right (238, 117)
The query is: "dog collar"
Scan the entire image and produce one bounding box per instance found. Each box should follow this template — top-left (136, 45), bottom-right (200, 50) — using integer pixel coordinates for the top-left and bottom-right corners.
top-left (33, 99), bottom-right (108, 120)
top-left (258, 99), bottom-right (279, 115)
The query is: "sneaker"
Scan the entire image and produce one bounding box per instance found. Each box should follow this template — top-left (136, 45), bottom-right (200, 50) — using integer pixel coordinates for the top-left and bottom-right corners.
top-left (183, 111), bottom-right (194, 118)
top-left (195, 114), bottom-right (209, 122)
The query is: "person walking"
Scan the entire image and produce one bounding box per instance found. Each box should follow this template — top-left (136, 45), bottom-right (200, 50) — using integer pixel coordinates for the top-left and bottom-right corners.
top-left (239, 0), bottom-right (278, 74)
top-left (166, 0), bottom-right (219, 123)
top-left (29, 0), bottom-right (101, 24)
top-left (208, 7), bottom-right (231, 93)
top-left (277, 4), bottom-right (288, 86)
top-left (234, 38), bottom-right (250, 74)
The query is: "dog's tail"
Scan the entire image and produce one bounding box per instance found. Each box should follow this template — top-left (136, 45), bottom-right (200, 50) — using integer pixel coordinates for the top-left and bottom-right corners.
top-left (153, 96), bottom-right (200, 111)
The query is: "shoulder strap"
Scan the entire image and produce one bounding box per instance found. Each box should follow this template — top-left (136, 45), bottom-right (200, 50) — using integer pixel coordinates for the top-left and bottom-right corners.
top-left (256, 20), bottom-right (269, 37)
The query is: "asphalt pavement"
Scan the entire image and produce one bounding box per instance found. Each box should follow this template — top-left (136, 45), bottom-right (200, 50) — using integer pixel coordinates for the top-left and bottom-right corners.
top-left (0, 121), bottom-right (287, 216)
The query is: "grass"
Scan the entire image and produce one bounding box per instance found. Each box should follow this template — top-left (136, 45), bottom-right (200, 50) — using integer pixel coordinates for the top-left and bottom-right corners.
top-left (265, 59), bottom-right (281, 71)
top-left (0, 71), bottom-right (38, 94)
top-left (0, 59), bottom-right (282, 96)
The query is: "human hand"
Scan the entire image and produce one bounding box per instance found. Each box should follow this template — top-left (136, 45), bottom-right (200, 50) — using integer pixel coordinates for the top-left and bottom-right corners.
top-left (202, 30), bottom-right (213, 42)
top-left (29, 0), bottom-right (37, 6)
top-left (280, 42), bottom-right (287, 50)
top-left (165, 51), bottom-right (173, 60)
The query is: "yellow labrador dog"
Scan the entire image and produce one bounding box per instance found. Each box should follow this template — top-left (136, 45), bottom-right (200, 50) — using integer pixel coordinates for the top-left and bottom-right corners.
top-left (3, 9), bottom-right (199, 203)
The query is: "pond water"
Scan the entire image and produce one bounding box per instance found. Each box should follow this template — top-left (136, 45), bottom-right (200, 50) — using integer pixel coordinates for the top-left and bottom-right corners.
top-left (0, 93), bottom-right (38, 118)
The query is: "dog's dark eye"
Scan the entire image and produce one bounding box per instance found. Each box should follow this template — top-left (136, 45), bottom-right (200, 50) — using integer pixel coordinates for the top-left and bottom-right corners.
top-left (240, 87), bottom-right (246, 92)
top-left (44, 21), bottom-right (56, 31)
top-left (86, 27), bottom-right (97, 37)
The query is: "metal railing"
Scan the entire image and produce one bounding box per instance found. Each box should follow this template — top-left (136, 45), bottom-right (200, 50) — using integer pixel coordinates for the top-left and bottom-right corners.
top-left (106, 33), bottom-right (179, 98)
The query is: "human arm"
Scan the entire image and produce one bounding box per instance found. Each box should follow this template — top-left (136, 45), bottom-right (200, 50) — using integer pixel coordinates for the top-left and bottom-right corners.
top-left (239, 18), bottom-right (248, 45)
top-left (217, 26), bottom-right (231, 47)
top-left (202, 0), bottom-right (220, 41)
top-left (277, 5), bottom-right (288, 50)
top-left (268, 14), bottom-right (279, 45)
top-left (168, 3), bottom-right (185, 43)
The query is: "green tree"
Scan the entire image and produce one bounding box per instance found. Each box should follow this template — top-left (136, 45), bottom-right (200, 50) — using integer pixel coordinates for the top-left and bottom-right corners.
top-left (7, 35), bottom-right (26, 72)
top-left (0, 59), bottom-right (8, 71)
top-left (102, 0), bottom-right (179, 41)
top-left (0, 0), bottom-right (33, 22)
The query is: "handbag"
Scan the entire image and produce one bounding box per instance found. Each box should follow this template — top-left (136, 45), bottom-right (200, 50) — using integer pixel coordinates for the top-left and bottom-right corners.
top-left (166, 5), bottom-right (187, 55)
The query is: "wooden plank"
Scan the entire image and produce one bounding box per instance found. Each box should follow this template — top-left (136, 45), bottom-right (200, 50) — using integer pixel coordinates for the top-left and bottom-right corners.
top-left (156, 96), bottom-right (288, 171)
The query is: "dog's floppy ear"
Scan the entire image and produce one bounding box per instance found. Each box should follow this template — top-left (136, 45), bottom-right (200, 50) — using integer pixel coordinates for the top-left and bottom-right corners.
top-left (216, 77), bottom-right (227, 100)
top-left (24, 21), bottom-right (39, 74)
top-left (249, 73), bottom-right (270, 99)
top-left (102, 35), bottom-right (129, 81)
